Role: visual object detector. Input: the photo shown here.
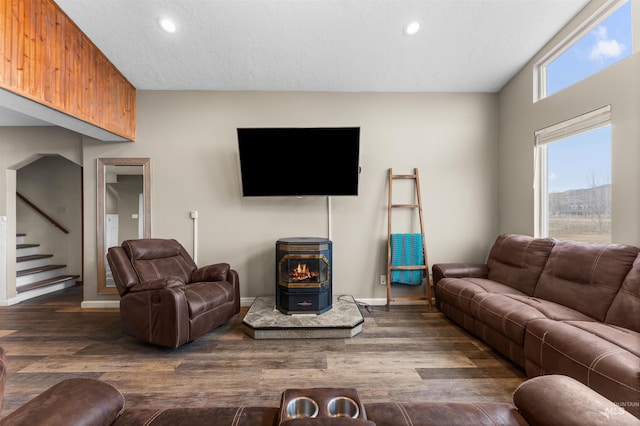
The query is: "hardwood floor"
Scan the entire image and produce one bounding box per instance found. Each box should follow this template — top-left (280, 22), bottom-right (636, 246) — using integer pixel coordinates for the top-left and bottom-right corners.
top-left (0, 286), bottom-right (525, 418)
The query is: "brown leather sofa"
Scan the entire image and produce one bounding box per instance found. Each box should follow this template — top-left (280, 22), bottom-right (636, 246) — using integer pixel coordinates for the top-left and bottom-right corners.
top-left (107, 238), bottom-right (241, 348)
top-left (1, 342), bottom-right (638, 426)
top-left (433, 233), bottom-right (640, 419)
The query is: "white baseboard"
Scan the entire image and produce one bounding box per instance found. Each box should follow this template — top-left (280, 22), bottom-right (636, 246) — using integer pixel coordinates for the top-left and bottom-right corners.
top-left (60, 297), bottom-right (423, 310)
top-left (81, 300), bottom-right (120, 309)
top-left (0, 281), bottom-right (77, 306)
top-left (0, 297), bottom-right (19, 306)
top-left (352, 298), bottom-right (387, 306)
top-left (241, 297), bottom-right (424, 308)
top-left (240, 297), bottom-right (256, 307)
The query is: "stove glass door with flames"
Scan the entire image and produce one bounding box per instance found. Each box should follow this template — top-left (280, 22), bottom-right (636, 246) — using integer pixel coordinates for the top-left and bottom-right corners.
top-left (279, 255), bottom-right (329, 288)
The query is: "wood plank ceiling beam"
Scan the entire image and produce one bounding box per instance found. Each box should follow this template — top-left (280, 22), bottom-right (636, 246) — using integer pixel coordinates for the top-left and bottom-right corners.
top-left (0, 0), bottom-right (136, 141)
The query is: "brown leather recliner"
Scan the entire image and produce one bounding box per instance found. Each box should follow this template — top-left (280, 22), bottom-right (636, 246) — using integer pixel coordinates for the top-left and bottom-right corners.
top-left (106, 238), bottom-right (240, 348)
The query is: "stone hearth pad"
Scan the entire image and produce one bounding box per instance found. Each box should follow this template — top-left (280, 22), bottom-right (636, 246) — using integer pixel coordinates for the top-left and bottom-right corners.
top-left (242, 295), bottom-right (364, 339)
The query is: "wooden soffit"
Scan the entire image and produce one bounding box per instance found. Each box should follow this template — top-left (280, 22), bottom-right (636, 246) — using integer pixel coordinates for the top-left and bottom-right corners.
top-left (1, 0), bottom-right (136, 141)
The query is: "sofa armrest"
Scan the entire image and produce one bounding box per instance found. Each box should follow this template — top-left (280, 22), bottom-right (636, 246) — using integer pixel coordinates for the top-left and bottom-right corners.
top-left (0, 378), bottom-right (125, 426)
top-left (432, 263), bottom-right (488, 284)
top-left (513, 375), bottom-right (640, 426)
top-left (129, 276), bottom-right (185, 293)
top-left (191, 263), bottom-right (230, 283)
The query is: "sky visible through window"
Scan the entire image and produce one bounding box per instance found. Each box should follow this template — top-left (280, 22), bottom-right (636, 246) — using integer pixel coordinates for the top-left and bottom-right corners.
top-left (546, 1), bottom-right (631, 97)
top-left (544, 1), bottom-right (630, 194)
top-left (547, 126), bottom-right (611, 193)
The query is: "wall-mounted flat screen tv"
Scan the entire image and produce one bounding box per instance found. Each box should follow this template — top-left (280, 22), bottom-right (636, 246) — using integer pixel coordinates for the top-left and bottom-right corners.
top-left (237, 127), bottom-right (360, 197)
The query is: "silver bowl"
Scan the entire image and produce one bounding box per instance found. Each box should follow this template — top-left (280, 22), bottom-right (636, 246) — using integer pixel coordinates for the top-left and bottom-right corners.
top-left (286, 396), bottom-right (319, 419)
top-left (327, 396), bottom-right (359, 418)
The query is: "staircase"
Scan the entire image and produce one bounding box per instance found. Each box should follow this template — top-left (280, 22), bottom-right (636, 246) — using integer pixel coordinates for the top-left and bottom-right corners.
top-left (16, 233), bottom-right (78, 301)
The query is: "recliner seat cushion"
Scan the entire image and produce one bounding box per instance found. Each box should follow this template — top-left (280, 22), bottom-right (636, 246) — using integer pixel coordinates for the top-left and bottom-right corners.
top-left (486, 234), bottom-right (555, 295)
top-left (534, 241), bottom-right (638, 321)
top-left (185, 281), bottom-right (237, 317)
top-left (524, 318), bottom-right (640, 418)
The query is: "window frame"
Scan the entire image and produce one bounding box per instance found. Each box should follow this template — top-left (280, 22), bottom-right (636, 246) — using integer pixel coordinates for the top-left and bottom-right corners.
top-left (534, 106), bottom-right (612, 239)
top-left (534, 0), bottom-right (630, 102)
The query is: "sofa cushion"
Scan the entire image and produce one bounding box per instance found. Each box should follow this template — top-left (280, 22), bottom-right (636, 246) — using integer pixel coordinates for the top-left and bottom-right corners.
top-left (436, 277), bottom-right (527, 314)
top-left (113, 407), bottom-right (279, 426)
top-left (501, 294), bottom-right (596, 322)
top-left (565, 321), bottom-right (640, 357)
top-left (469, 294), bottom-right (549, 346)
top-left (486, 234), bottom-right (555, 296)
top-left (606, 253), bottom-right (640, 333)
top-left (365, 402), bottom-right (527, 426)
top-left (470, 293), bottom-right (595, 347)
top-left (534, 240), bottom-right (638, 321)
top-left (467, 294), bottom-right (594, 367)
top-left (524, 318), bottom-right (640, 418)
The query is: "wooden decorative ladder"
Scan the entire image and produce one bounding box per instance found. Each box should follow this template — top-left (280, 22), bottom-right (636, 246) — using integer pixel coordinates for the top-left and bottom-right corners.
top-left (386, 168), bottom-right (432, 311)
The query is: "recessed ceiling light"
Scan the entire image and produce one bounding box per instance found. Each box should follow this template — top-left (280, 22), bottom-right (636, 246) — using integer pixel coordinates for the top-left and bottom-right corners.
top-left (404, 21), bottom-right (420, 36)
top-left (158, 17), bottom-right (177, 33)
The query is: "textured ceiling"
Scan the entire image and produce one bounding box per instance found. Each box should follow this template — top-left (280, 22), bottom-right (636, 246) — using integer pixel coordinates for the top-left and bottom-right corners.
top-left (1, 0), bottom-right (590, 127)
top-left (54, 0), bottom-right (589, 93)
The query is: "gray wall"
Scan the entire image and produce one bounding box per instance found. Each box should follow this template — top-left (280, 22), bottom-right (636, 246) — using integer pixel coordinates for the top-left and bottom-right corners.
top-left (4, 0), bottom-right (637, 306)
top-left (83, 91), bottom-right (499, 303)
top-left (498, 0), bottom-right (640, 245)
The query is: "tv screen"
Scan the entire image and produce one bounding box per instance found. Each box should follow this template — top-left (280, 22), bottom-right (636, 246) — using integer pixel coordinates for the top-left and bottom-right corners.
top-left (237, 127), bottom-right (360, 197)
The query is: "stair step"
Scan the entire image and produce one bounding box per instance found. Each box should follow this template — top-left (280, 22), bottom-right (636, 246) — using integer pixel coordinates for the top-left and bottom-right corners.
top-left (17, 244), bottom-right (39, 249)
top-left (17, 244), bottom-right (40, 257)
top-left (17, 264), bottom-right (66, 277)
top-left (17, 254), bottom-right (53, 263)
top-left (16, 254), bottom-right (53, 272)
top-left (17, 275), bottom-right (79, 293)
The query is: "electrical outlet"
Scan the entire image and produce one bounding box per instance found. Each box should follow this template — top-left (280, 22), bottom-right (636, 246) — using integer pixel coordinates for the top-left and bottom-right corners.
top-left (380, 275), bottom-right (387, 286)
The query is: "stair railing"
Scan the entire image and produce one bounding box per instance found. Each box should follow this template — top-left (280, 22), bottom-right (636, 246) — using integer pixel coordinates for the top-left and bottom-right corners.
top-left (16, 192), bottom-right (69, 234)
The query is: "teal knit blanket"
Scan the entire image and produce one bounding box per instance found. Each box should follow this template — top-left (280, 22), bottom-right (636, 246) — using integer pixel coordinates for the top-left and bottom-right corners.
top-left (390, 233), bottom-right (425, 286)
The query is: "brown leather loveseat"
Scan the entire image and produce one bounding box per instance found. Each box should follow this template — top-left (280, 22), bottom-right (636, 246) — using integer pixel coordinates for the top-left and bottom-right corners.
top-left (433, 233), bottom-right (640, 419)
top-left (107, 238), bottom-right (241, 348)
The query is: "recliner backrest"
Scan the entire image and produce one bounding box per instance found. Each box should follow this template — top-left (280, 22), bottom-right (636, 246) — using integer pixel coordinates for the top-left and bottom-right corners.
top-left (486, 234), bottom-right (556, 296)
top-left (534, 240), bottom-right (638, 321)
top-left (605, 253), bottom-right (640, 332)
top-left (122, 239), bottom-right (197, 284)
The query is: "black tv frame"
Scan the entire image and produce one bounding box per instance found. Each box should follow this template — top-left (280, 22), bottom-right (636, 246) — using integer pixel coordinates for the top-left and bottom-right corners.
top-left (237, 127), bottom-right (360, 197)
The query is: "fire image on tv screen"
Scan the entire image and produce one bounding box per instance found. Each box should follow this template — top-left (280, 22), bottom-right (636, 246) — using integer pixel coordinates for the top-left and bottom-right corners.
top-left (237, 127), bottom-right (360, 197)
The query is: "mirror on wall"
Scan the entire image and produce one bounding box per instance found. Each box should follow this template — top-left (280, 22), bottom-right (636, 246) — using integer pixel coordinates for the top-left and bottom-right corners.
top-left (97, 158), bottom-right (150, 294)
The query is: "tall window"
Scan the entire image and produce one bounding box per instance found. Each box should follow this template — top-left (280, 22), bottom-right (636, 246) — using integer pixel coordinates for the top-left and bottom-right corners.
top-left (537, 0), bottom-right (631, 100)
top-left (535, 107), bottom-right (612, 243)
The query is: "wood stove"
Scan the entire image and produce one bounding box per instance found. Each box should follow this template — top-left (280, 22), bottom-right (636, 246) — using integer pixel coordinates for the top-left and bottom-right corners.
top-left (276, 237), bottom-right (332, 314)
